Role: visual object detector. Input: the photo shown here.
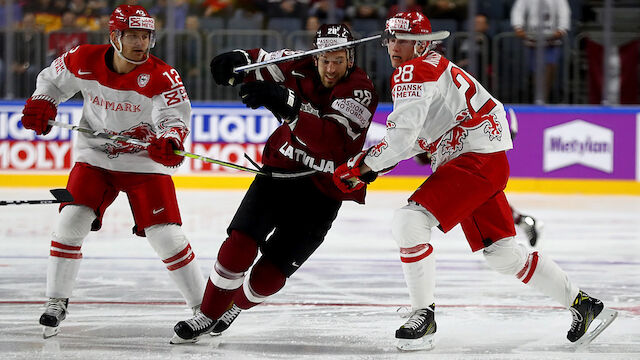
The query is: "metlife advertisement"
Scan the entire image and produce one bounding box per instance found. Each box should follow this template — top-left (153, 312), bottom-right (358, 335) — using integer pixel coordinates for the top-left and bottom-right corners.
top-left (1, 101), bottom-right (639, 190)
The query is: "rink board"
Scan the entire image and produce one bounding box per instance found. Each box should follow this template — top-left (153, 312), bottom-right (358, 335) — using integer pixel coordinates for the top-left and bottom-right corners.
top-left (1, 101), bottom-right (639, 194)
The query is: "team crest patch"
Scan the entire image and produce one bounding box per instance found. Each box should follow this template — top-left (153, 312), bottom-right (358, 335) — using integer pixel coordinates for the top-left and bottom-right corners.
top-left (137, 74), bottom-right (150, 87)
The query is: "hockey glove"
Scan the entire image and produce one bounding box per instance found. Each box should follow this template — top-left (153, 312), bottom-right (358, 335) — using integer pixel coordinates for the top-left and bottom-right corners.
top-left (21, 95), bottom-right (57, 135)
top-left (239, 81), bottom-right (301, 122)
top-left (210, 50), bottom-right (250, 86)
top-left (333, 151), bottom-right (378, 193)
top-left (148, 128), bottom-right (186, 167)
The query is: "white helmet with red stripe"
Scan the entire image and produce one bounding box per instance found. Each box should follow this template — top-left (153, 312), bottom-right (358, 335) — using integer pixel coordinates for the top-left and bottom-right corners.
top-left (383, 12), bottom-right (449, 56)
top-left (384, 11), bottom-right (450, 41)
top-left (109, 5), bottom-right (156, 65)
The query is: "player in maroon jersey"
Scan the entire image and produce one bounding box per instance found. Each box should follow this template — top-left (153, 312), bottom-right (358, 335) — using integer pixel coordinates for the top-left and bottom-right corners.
top-left (20, 5), bottom-right (205, 339)
top-left (171, 24), bottom-right (379, 343)
top-left (332, 12), bottom-right (617, 351)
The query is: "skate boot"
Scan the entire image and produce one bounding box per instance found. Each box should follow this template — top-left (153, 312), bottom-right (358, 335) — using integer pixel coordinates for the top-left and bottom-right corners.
top-left (39, 298), bottom-right (68, 339)
top-left (518, 214), bottom-right (543, 247)
top-left (395, 304), bottom-right (436, 351)
top-left (567, 290), bottom-right (618, 347)
top-left (210, 303), bottom-right (242, 336)
top-left (170, 309), bottom-right (216, 344)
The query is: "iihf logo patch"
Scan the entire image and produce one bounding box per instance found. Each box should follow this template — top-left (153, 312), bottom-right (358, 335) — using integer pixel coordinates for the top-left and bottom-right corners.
top-left (137, 74), bottom-right (150, 87)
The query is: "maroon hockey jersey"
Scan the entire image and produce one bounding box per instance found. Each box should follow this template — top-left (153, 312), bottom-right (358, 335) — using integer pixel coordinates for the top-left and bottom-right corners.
top-left (243, 49), bottom-right (378, 203)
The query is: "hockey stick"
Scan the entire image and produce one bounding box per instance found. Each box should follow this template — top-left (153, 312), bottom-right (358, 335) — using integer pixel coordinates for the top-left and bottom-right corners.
top-left (233, 34), bottom-right (382, 73)
top-left (48, 121), bottom-right (316, 179)
top-left (0, 188), bottom-right (73, 206)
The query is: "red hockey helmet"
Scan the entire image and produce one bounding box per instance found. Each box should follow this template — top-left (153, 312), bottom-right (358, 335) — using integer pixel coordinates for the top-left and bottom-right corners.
top-left (313, 24), bottom-right (355, 67)
top-left (384, 12), bottom-right (450, 41)
top-left (108, 5), bottom-right (155, 64)
top-left (109, 5), bottom-right (155, 34)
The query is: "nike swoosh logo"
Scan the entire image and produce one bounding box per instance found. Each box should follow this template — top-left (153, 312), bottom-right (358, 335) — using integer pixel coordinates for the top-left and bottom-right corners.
top-left (152, 208), bottom-right (165, 215)
top-left (291, 70), bottom-right (305, 78)
top-left (78, 70), bottom-right (91, 75)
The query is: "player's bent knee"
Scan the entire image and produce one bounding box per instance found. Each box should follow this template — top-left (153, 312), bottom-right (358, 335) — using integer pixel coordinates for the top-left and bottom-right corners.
top-left (145, 223), bottom-right (189, 260)
top-left (483, 237), bottom-right (528, 275)
top-left (53, 205), bottom-right (95, 246)
top-left (391, 207), bottom-right (437, 248)
top-left (249, 257), bottom-right (287, 297)
top-left (218, 230), bottom-right (259, 273)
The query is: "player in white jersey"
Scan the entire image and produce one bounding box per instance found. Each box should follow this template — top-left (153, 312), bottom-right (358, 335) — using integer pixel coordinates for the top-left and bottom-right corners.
top-left (20, 4), bottom-right (205, 339)
top-left (333, 11), bottom-right (617, 351)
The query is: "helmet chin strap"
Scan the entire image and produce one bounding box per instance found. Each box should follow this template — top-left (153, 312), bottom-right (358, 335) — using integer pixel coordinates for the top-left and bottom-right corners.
top-left (110, 36), bottom-right (149, 65)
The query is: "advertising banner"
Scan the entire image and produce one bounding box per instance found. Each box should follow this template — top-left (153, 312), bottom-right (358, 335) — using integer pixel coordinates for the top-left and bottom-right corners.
top-left (1, 101), bottom-right (638, 182)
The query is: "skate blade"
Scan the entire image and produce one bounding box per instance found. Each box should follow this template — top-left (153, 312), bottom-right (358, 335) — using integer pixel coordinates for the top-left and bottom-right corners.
top-left (42, 326), bottom-right (60, 339)
top-left (574, 307), bottom-right (618, 349)
top-left (209, 331), bottom-right (222, 337)
top-left (169, 333), bottom-right (200, 344)
top-left (396, 334), bottom-right (435, 351)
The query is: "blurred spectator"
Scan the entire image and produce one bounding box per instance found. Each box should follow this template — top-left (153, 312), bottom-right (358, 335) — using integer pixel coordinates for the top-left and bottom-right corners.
top-left (306, 14), bottom-right (320, 32)
top-left (293, 15), bottom-right (320, 50)
top-left (27, 0), bottom-right (63, 33)
top-left (202, 0), bottom-right (233, 17)
top-left (149, 0), bottom-right (190, 29)
top-left (182, 14), bottom-right (203, 80)
top-left (425, 0), bottom-right (467, 21)
top-left (69, 0), bottom-right (101, 31)
top-left (511, 0), bottom-right (570, 103)
top-left (264, 0), bottom-right (309, 19)
top-left (0, 0), bottom-right (23, 29)
top-left (308, 0), bottom-right (346, 22)
top-left (12, 11), bottom-right (42, 97)
top-left (47, 11), bottom-right (88, 61)
top-left (457, 13), bottom-right (491, 77)
top-left (346, 0), bottom-right (386, 20)
top-left (585, 38), bottom-right (639, 105)
top-left (387, 0), bottom-right (423, 20)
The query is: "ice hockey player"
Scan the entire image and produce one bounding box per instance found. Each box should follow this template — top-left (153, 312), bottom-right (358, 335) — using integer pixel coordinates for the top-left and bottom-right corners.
top-left (333, 11), bottom-right (617, 351)
top-left (170, 24), bottom-right (378, 343)
top-left (20, 4), bottom-right (205, 338)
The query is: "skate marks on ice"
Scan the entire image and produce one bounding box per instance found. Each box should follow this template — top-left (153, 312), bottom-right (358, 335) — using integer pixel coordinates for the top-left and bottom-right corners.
top-left (1, 302), bottom-right (636, 360)
top-left (0, 189), bottom-right (639, 359)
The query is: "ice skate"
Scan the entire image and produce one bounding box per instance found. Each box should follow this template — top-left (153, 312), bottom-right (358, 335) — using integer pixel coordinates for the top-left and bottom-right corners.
top-left (518, 214), bottom-right (543, 247)
top-left (567, 290), bottom-right (618, 348)
top-left (40, 298), bottom-right (68, 339)
top-left (395, 304), bottom-right (436, 351)
top-left (170, 309), bottom-right (216, 344)
top-left (210, 303), bottom-right (242, 336)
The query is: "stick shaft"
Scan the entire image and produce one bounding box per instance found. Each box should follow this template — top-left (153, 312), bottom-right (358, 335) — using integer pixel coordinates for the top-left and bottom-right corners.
top-left (49, 121), bottom-right (266, 175)
top-left (233, 34), bottom-right (382, 73)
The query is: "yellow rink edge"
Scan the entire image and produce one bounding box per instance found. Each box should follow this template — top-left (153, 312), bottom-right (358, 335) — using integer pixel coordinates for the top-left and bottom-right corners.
top-left (0, 174), bottom-right (639, 195)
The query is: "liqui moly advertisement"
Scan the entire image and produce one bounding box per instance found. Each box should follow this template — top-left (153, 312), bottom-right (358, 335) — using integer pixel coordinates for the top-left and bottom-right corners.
top-left (1, 101), bottom-right (639, 181)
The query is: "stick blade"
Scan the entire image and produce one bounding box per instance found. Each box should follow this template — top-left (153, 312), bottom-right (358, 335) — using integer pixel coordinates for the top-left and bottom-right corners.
top-left (49, 188), bottom-right (74, 203)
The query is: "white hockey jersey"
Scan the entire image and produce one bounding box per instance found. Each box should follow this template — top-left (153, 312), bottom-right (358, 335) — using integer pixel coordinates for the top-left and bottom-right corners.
top-left (364, 50), bottom-right (513, 173)
top-left (32, 44), bottom-right (191, 175)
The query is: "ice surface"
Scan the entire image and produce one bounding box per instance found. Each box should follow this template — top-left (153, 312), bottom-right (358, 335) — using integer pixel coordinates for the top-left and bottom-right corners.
top-left (1, 188), bottom-right (638, 359)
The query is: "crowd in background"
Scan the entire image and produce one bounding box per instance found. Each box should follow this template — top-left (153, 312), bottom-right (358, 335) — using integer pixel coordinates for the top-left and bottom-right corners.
top-left (0, 0), bottom-right (638, 104)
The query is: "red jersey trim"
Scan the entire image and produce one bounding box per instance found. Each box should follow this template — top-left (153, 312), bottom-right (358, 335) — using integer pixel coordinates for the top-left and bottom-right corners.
top-left (63, 44), bottom-right (183, 98)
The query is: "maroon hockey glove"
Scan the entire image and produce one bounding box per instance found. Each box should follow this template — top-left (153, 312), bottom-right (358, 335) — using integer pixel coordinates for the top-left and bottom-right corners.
top-left (333, 151), bottom-right (374, 193)
top-left (21, 95), bottom-right (57, 135)
top-left (239, 81), bottom-right (301, 122)
top-left (148, 128), bottom-right (186, 167)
